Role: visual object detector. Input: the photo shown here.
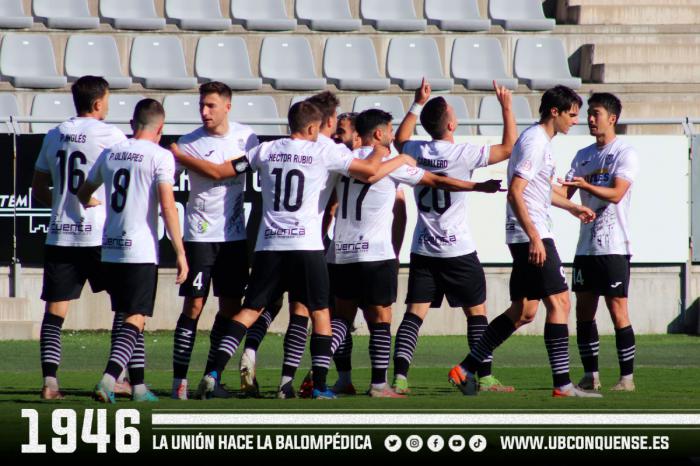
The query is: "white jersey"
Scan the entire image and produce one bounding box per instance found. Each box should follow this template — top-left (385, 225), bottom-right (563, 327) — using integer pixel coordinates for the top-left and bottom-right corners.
top-left (87, 139), bottom-right (175, 264)
top-left (505, 125), bottom-right (555, 244)
top-left (34, 117), bottom-right (126, 247)
top-left (178, 122), bottom-right (258, 242)
top-left (402, 139), bottom-right (491, 258)
top-left (567, 138), bottom-right (639, 256)
top-left (328, 147), bottom-right (425, 264)
top-left (247, 137), bottom-right (353, 251)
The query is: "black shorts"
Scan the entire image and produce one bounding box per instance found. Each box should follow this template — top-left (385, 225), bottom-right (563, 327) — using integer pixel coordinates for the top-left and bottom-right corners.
top-left (331, 260), bottom-right (398, 307)
top-left (508, 239), bottom-right (569, 301)
top-left (572, 254), bottom-right (631, 298)
top-left (406, 252), bottom-right (486, 308)
top-left (104, 263), bottom-right (158, 316)
top-left (41, 245), bottom-right (105, 302)
top-left (179, 241), bottom-right (249, 298)
top-left (243, 251), bottom-right (329, 311)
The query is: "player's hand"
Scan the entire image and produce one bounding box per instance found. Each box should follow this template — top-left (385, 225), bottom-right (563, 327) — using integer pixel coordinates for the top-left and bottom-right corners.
top-left (175, 253), bottom-right (188, 285)
top-left (558, 176), bottom-right (590, 190)
top-left (493, 80), bottom-right (512, 112)
top-left (475, 179), bottom-right (506, 193)
top-left (414, 77), bottom-right (431, 105)
top-left (169, 143), bottom-right (192, 161)
top-left (83, 197), bottom-right (102, 208)
top-left (570, 204), bottom-right (596, 224)
top-left (400, 154), bottom-right (417, 167)
top-left (529, 237), bottom-right (546, 267)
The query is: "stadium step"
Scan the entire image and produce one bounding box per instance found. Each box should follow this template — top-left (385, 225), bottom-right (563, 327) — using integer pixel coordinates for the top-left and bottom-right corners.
top-left (564, 4), bottom-right (700, 25)
top-left (590, 63), bottom-right (700, 83)
top-left (0, 298), bottom-right (39, 340)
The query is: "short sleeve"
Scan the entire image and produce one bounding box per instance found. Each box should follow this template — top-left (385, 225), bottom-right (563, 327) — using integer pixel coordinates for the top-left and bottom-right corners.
top-left (103, 125), bottom-right (127, 149)
top-left (614, 147), bottom-right (640, 183)
top-left (512, 135), bottom-right (545, 182)
top-left (34, 130), bottom-right (54, 173)
top-left (325, 144), bottom-right (353, 176)
top-left (246, 143), bottom-right (264, 172)
top-left (86, 149), bottom-right (108, 186)
top-left (458, 142), bottom-right (490, 169)
top-left (400, 141), bottom-right (421, 160)
top-left (389, 164), bottom-right (425, 187)
top-left (155, 150), bottom-right (176, 185)
top-left (245, 132), bottom-right (259, 151)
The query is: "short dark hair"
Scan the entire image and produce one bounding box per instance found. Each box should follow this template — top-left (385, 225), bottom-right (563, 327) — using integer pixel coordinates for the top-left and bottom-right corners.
top-left (132, 98), bottom-right (165, 131)
top-left (199, 81), bottom-right (232, 101)
top-left (306, 91), bottom-right (340, 122)
top-left (538, 85), bottom-right (583, 121)
top-left (337, 112), bottom-right (358, 128)
top-left (71, 75), bottom-right (110, 115)
top-left (588, 92), bottom-right (622, 122)
top-left (420, 97), bottom-right (450, 139)
top-left (355, 109), bottom-right (392, 139)
top-left (288, 101), bottom-right (323, 133)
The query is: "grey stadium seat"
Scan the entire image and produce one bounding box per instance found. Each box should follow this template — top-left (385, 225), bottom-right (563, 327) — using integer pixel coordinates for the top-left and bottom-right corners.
top-left (489, 0), bottom-right (555, 31)
top-left (260, 37), bottom-right (326, 90)
top-left (195, 36), bottom-right (262, 90)
top-left (567, 98), bottom-right (589, 135)
top-left (106, 94), bottom-right (144, 134)
top-left (163, 94), bottom-right (200, 135)
top-left (353, 96), bottom-right (405, 122)
top-left (0, 93), bottom-right (20, 131)
top-left (514, 37), bottom-right (582, 90)
top-left (232, 95), bottom-right (283, 136)
top-left (165, 0), bottom-right (231, 31)
top-left (100, 0), bottom-right (166, 30)
top-left (231, 0), bottom-right (297, 31)
top-left (289, 95), bottom-right (342, 115)
top-left (424, 0), bottom-right (490, 32)
top-left (31, 93), bottom-right (74, 133)
top-left (416, 95), bottom-right (473, 136)
top-left (64, 35), bottom-right (132, 89)
top-left (323, 37), bottom-right (389, 91)
top-left (130, 36), bottom-right (197, 90)
top-left (33, 0), bottom-right (99, 29)
top-left (296, 0), bottom-right (360, 32)
top-left (387, 37), bottom-right (453, 91)
top-left (0, 34), bottom-right (67, 88)
top-left (0, 0), bottom-right (33, 28)
top-left (478, 95), bottom-right (533, 136)
top-left (361, 0), bottom-right (426, 31)
top-left (451, 37), bottom-right (517, 91)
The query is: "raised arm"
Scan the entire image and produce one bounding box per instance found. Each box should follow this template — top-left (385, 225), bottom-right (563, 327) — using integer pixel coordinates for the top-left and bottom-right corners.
top-left (170, 143), bottom-right (240, 181)
top-left (158, 182), bottom-right (188, 285)
top-left (487, 81), bottom-right (517, 165)
top-left (395, 78), bottom-right (431, 154)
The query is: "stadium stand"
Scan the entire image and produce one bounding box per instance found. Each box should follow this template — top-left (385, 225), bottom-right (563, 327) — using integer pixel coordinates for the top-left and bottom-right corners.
top-left (489, 0), bottom-right (555, 31)
top-left (417, 94), bottom-right (473, 136)
top-left (106, 93), bottom-right (144, 134)
top-left (360, 0), bottom-right (427, 32)
top-left (451, 37), bottom-right (518, 91)
top-left (478, 94), bottom-right (532, 136)
top-left (30, 92), bottom-right (73, 133)
top-left (130, 35), bottom-right (197, 90)
top-left (387, 37), bottom-right (454, 91)
top-left (165, 0), bottom-right (232, 31)
top-left (231, 95), bottom-right (284, 136)
top-left (296, 0), bottom-right (361, 32)
top-left (194, 36), bottom-right (262, 90)
top-left (353, 95), bottom-right (406, 121)
top-left (99, 0), bottom-right (166, 30)
top-left (323, 37), bottom-right (390, 91)
top-left (260, 36), bottom-right (326, 90)
top-left (232, 0), bottom-right (297, 31)
top-left (64, 35), bottom-right (132, 89)
top-left (514, 37), bottom-right (582, 90)
top-left (0, 0), bottom-right (33, 29)
top-left (162, 93), bottom-right (200, 135)
top-left (32, 0), bottom-right (99, 30)
top-left (0, 92), bottom-right (19, 121)
top-left (0, 34), bottom-right (67, 88)
top-left (424, 0), bottom-right (491, 32)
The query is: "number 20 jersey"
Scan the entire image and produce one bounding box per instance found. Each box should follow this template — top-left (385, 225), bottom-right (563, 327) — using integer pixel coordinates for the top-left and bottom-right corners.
top-left (34, 117), bottom-right (126, 247)
top-left (402, 140), bottom-right (491, 258)
top-left (87, 139), bottom-right (175, 264)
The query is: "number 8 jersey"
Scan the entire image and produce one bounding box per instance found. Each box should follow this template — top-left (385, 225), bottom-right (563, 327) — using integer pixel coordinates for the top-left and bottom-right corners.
top-left (34, 117), bottom-right (126, 247)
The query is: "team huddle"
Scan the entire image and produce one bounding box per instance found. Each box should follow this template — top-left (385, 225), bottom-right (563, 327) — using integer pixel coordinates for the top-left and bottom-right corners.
top-left (33, 74), bottom-right (639, 402)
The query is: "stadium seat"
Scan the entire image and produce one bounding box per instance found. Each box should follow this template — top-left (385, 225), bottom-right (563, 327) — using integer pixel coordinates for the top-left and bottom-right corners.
top-left (260, 37), bottom-right (326, 90)
top-left (489, 0), bottom-right (555, 31)
top-left (0, 0), bottom-right (33, 29)
top-left (64, 35), bottom-right (132, 89)
top-left (353, 96), bottom-right (405, 122)
top-left (451, 37), bottom-right (518, 91)
top-left (100, 0), bottom-right (166, 30)
top-left (514, 37), bottom-right (582, 90)
top-left (567, 97), bottom-right (590, 135)
top-left (231, 0), bottom-right (297, 31)
top-left (33, 0), bottom-right (99, 30)
top-left (30, 93), bottom-right (74, 133)
top-left (195, 36), bottom-right (262, 90)
top-left (232, 95), bottom-right (283, 136)
top-left (0, 93), bottom-right (20, 131)
top-left (478, 95), bottom-right (533, 136)
top-left (106, 93), bottom-right (144, 134)
top-left (0, 34), bottom-right (67, 88)
top-left (162, 94), bottom-right (200, 135)
top-left (387, 37), bottom-right (453, 91)
top-left (130, 36), bottom-right (197, 90)
top-left (416, 95), bottom-right (473, 136)
top-left (424, 0), bottom-right (490, 32)
top-left (289, 95), bottom-right (343, 115)
top-left (360, 0), bottom-right (426, 31)
top-left (296, 0), bottom-right (361, 32)
top-left (165, 0), bottom-right (231, 31)
top-left (323, 37), bottom-right (390, 91)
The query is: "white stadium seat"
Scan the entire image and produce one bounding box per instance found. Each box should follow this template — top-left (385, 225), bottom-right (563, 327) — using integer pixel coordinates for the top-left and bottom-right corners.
top-left (30, 93), bottom-right (74, 133)
top-left (231, 0), bottom-right (297, 31)
top-left (296, 0), bottom-right (361, 32)
top-left (478, 95), bottom-right (533, 136)
top-left (195, 36), bottom-right (262, 90)
top-left (514, 37), bottom-right (582, 90)
top-left (0, 34), bottom-right (68, 88)
top-left (130, 35), bottom-right (197, 90)
top-left (360, 0), bottom-right (426, 31)
top-left (100, 0), bottom-right (166, 30)
top-left (451, 37), bottom-right (518, 91)
top-left (353, 96), bottom-right (406, 121)
top-left (106, 93), bottom-right (145, 134)
top-left (489, 0), bottom-right (555, 31)
top-left (165, 0), bottom-right (231, 31)
top-left (33, 0), bottom-right (99, 30)
top-left (387, 37), bottom-right (453, 91)
top-left (163, 94), bottom-right (200, 135)
top-left (64, 35), bottom-right (132, 89)
top-left (323, 37), bottom-right (390, 91)
top-left (232, 95), bottom-right (283, 136)
top-left (0, 0), bottom-right (33, 29)
top-left (260, 36), bottom-right (326, 90)
top-left (425, 0), bottom-right (490, 32)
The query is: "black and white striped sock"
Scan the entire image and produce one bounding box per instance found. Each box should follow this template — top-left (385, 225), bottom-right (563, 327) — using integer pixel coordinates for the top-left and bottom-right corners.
top-left (40, 312), bottom-right (64, 380)
top-left (369, 322), bottom-right (391, 385)
top-left (333, 331), bottom-right (353, 372)
top-left (393, 313), bottom-right (423, 378)
top-left (211, 320), bottom-right (247, 375)
top-left (467, 315), bottom-right (493, 377)
top-left (545, 323), bottom-right (571, 388)
top-left (244, 308), bottom-right (275, 352)
top-left (173, 314), bottom-right (198, 380)
top-left (205, 313), bottom-right (227, 376)
top-left (462, 313), bottom-right (516, 374)
top-left (281, 314), bottom-right (309, 380)
top-left (310, 334), bottom-right (332, 392)
top-left (128, 331), bottom-right (145, 386)
top-left (330, 318), bottom-right (350, 354)
top-left (615, 325), bottom-right (635, 377)
top-left (577, 320), bottom-right (600, 374)
top-left (105, 323), bottom-right (140, 380)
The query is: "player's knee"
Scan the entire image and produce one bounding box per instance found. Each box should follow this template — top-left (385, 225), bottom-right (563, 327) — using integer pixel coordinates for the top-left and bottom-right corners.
top-left (182, 299), bottom-right (205, 319)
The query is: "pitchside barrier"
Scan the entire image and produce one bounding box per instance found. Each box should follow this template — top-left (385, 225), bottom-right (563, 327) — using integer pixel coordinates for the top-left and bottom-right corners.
top-left (0, 117), bottom-right (699, 336)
